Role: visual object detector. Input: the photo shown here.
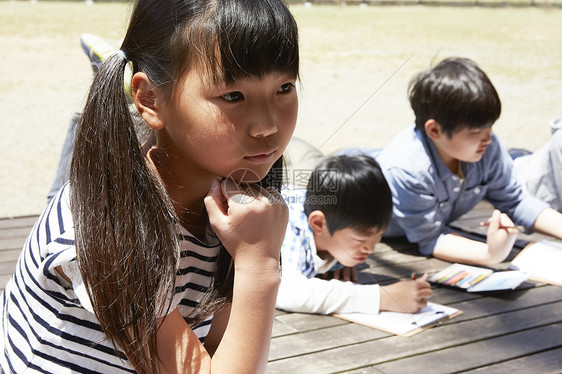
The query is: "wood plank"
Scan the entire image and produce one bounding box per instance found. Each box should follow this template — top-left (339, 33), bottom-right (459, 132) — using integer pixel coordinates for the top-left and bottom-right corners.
top-left (0, 261), bottom-right (18, 276)
top-left (0, 274), bottom-right (11, 293)
top-left (467, 347), bottom-right (562, 373)
top-left (426, 286), bottom-right (484, 305)
top-left (272, 320), bottom-right (300, 337)
top-left (0, 236), bottom-right (28, 251)
top-left (344, 348), bottom-right (562, 373)
top-left (0, 226), bottom-right (33, 240)
top-left (0, 216), bottom-right (38, 230)
top-left (266, 300), bottom-right (562, 373)
top-left (0, 261), bottom-right (17, 290)
top-left (451, 285), bottom-right (562, 322)
top-left (0, 249), bottom-right (22, 263)
top-left (0, 217), bottom-right (35, 258)
top-left (269, 322), bottom-right (388, 361)
top-left (272, 312), bottom-right (347, 336)
top-left (340, 367), bottom-right (388, 374)
top-left (373, 323), bottom-right (562, 373)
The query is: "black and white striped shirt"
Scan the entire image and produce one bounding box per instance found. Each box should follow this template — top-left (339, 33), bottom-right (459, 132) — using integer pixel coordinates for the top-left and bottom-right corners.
top-left (0, 185), bottom-right (221, 373)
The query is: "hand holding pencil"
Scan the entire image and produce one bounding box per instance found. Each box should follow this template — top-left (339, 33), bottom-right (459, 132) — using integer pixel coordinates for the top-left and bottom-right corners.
top-left (380, 273), bottom-right (432, 314)
top-left (484, 209), bottom-right (519, 264)
top-left (479, 221), bottom-right (524, 232)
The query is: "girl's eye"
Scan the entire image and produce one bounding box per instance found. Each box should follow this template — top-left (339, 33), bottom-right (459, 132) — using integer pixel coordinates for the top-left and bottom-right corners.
top-left (222, 91), bottom-right (244, 102)
top-left (278, 82), bottom-right (295, 94)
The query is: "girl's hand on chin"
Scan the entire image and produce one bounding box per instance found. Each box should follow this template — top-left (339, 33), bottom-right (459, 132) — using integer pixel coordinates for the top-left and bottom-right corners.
top-left (204, 178), bottom-right (288, 271)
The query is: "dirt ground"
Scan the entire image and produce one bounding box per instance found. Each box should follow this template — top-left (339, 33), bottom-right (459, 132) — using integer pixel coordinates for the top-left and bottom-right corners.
top-left (1, 4), bottom-right (560, 218)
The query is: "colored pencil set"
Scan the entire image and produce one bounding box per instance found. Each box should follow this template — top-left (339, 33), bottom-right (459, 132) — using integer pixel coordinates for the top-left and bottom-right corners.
top-left (429, 263), bottom-right (493, 289)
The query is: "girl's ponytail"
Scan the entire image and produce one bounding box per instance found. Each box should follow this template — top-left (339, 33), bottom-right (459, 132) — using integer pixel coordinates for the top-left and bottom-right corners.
top-left (70, 52), bottom-right (178, 371)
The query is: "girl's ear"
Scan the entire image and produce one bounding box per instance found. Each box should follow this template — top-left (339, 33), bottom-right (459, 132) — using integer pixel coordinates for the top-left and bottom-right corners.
top-left (424, 119), bottom-right (443, 140)
top-left (132, 72), bottom-right (164, 130)
top-left (308, 210), bottom-right (328, 235)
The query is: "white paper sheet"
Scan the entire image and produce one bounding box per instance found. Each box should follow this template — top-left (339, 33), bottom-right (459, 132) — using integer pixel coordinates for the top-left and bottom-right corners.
top-left (510, 240), bottom-right (562, 286)
top-left (335, 302), bottom-right (460, 336)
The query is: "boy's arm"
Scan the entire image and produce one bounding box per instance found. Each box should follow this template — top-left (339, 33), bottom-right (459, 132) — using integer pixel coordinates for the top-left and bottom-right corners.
top-left (277, 270), bottom-right (380, 315)
top-left (387, 171), bottom-right (516, 264)
top-left (433, 234), bottom-right (503, 265)
top-left (433, 210), bottom-right (518, 265)
top-left (277, 271), bottom-right (433, 315)
top-left (532, 207), bottom-right (562, 240)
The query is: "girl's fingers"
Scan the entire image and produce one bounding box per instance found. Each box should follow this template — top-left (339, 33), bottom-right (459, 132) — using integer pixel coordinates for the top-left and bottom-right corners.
top-left (204, 179), bottom-right (228, 217)
top-left (220, 177), bottom-right (284, 207)
top-left (221, 179), bottom-right (271, 205)
top-left (220, 178), bottom-right (250, 204)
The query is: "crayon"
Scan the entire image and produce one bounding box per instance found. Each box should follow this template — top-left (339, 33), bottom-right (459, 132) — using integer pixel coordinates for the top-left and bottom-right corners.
top-left (468, 273), bottom-right (488, 287)
top-left (445, 271), bottom-right (468, 286)
top-left (456, 272), bottom-right (477, 287)
top-left (438, 268), bottom-right (461, 283)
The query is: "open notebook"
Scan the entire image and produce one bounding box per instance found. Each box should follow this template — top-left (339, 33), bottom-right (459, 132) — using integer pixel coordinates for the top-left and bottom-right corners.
top-left (334, 302), bottom-right (462, 337)
top-left (510, 240), bottom-right (562, 286)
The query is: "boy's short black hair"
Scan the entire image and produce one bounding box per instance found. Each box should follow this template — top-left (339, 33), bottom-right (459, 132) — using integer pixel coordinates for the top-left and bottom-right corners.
top-left (303, 155), bottom-right (392, 235)
top-left (409, 57), bottom-right (501, 137)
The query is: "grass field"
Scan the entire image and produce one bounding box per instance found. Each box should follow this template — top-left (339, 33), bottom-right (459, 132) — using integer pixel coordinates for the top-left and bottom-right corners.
top-left (1, 1), bottom-right (561, 217)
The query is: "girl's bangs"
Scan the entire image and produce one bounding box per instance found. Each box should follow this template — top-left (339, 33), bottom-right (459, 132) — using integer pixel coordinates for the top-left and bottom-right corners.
top-left (191, 0), bottom-right (299, 84)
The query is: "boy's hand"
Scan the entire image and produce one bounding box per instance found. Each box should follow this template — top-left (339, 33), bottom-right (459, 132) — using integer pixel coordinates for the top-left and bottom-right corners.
top-left (331, 266), bottom-right (358, 282)
top-left (205, 178), bottom-right (288, 272)
top-left (485, 209), bottom-right (518, 264)
top-left (380, 274), bottom-right (432, 313)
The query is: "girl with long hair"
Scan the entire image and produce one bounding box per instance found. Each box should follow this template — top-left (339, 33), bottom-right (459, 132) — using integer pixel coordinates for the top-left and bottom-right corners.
top-left (0, 0), bottom-right (299, 372)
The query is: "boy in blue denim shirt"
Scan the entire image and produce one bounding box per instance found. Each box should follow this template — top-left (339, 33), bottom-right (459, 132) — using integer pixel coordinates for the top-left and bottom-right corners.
top-left (375, 57), bottom-right (562, 265)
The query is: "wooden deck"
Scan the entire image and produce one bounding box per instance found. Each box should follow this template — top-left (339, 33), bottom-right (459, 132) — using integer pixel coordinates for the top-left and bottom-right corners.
top-left (1, 202), bottom-right (561, 373)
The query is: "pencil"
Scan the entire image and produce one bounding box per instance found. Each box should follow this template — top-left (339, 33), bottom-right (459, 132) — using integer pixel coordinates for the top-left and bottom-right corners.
top-left (479, 222), bottom-right (524, 232)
